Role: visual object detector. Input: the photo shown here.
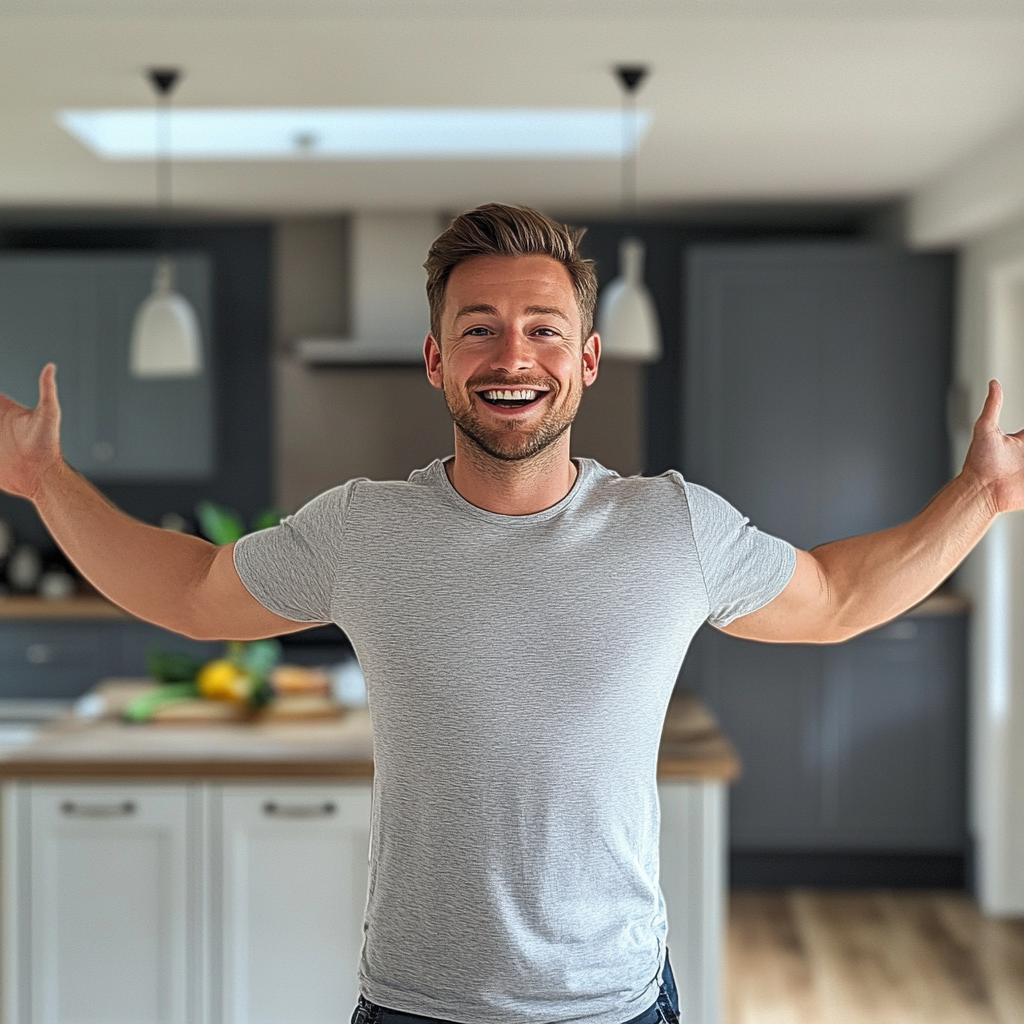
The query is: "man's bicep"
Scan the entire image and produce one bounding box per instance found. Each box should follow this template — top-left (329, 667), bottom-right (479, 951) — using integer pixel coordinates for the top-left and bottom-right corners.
top-left (718, 548), bottom-right (833, 643)
top-left (194, 543), bottom-right (328, 641)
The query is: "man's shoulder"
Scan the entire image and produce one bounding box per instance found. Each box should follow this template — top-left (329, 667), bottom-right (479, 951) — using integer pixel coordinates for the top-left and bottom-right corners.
top-left (579, 461), bottom-right (688, 501)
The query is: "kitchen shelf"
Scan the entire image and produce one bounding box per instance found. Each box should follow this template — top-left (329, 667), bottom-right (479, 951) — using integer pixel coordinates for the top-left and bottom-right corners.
top-left (0, 596), bottom-right (129, 620)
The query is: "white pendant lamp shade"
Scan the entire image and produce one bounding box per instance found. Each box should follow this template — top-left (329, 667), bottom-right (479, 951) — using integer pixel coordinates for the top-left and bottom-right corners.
top-left (596, 238), bottom-right (662, 362)
top-left (130, 258), bottom-right (203, 378)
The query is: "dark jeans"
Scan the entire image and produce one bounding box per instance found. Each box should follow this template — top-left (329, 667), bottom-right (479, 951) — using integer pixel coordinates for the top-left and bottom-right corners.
top-left (352, 950), bottom-right (680, 1024)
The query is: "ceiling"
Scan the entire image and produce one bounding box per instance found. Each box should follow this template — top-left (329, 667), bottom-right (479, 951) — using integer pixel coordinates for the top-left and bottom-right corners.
top-left (5, 0), bottom-right (1024, 218)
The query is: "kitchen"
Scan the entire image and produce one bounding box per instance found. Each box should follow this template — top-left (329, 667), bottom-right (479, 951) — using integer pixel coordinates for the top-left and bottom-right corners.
top-left (1, 3), bottom-right (1024, 1024)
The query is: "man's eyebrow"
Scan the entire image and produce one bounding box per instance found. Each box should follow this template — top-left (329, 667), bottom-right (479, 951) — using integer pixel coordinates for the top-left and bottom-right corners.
top-left (452, 303), bottom-right (573, 323)
top-left (454, 304), bottom-right (500, 319)
top-left (524, 305), bottom-right (572, 322)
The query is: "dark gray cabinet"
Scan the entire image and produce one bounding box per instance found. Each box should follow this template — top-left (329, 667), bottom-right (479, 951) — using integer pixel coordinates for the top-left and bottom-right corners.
top-left (0, 620), bottom-right (220, 700)
top-left (681, 616), bottom-right (966, 851)
top-left (681, 242), bottom-right (963, 853)
top-left (0, 253), bottom-right (213, 480)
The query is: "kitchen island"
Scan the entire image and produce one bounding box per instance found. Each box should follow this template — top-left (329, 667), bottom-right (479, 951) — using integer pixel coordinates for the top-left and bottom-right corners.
top-left (0, 690), bottom-right (737, 1024)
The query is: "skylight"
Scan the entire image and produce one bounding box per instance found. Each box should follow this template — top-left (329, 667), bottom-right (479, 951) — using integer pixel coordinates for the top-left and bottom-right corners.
top-left (58, 108), bottom-right (652, 160)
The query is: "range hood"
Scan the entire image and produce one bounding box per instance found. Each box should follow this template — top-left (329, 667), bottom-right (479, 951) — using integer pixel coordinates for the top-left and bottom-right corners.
top-left (297, 213), bottom-right (442, 366)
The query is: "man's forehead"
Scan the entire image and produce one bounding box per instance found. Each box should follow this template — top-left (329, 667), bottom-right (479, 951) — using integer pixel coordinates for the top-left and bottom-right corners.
top-left (444, 254), bottom-right (577, 314)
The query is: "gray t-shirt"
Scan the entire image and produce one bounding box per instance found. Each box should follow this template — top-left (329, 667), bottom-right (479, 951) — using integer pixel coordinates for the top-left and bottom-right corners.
top-left (234, 459), bottom-right (795, 1024)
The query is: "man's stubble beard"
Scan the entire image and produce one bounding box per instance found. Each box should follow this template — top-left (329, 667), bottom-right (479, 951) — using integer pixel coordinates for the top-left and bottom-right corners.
top-left (441, 372), bottom-right (583, 463)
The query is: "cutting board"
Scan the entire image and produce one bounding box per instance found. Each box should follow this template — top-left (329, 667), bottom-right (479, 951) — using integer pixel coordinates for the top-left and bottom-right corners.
top-left (93, 680), bottom-right (345, 724)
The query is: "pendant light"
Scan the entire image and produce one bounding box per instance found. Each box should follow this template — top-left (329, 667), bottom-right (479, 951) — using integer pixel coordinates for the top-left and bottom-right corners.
top-left (130, 67), bottom-right (203, 379)
top-left (596, 65), bottom-right (662, 363)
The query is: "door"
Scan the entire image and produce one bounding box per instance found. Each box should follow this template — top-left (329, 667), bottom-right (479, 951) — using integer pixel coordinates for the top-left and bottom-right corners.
top-left (28, 784), bottom-right (193, 1024)
top-left (217, 784), bottom-right (372, 1024)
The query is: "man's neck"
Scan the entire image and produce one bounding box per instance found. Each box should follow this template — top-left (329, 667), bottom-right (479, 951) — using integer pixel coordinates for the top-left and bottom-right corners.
top-left (445, 430), bottom-right (578, 515)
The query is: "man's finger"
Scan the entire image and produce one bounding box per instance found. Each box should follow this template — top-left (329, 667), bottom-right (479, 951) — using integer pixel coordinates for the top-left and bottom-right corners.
top-left (37, 363), bottom-right (58, 411)
top-left (978, 379), bottom-right (1003, 430)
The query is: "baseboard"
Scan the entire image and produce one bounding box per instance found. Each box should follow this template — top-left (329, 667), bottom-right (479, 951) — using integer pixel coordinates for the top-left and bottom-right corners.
top-left (730, 850), bottom-right (965, 889)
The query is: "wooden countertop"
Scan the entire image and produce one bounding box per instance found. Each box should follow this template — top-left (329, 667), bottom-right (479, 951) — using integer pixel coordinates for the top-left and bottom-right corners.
top-left (0, 690), bottom-right (739, 783)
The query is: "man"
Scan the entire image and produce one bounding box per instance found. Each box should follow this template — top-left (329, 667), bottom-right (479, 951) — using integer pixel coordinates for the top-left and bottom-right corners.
top-left (0, 203), bottom-right (1018, 1024)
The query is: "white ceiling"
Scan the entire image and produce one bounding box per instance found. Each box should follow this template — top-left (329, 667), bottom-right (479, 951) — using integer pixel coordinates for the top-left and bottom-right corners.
top-left (5, 1), bottom-right (1024, 218)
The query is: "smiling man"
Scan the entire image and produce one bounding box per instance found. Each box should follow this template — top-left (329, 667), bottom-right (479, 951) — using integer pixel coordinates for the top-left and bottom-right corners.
top-left (0, 203), bottom-right (1022, 1024)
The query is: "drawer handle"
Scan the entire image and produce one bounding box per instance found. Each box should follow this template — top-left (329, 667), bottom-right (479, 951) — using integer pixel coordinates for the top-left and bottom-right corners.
top-left (26, 644), bottom-right (53, 665)
top-left (262, 801), bottom-right (336, 819)
top-left (61, 801), bottom-right (136, 818)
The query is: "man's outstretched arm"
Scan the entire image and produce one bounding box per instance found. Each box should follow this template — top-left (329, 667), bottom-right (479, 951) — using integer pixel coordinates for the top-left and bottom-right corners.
top-left (725, 379), bottom-right (1015, 644)
top-left (0, 365), bottom-right (313, 641)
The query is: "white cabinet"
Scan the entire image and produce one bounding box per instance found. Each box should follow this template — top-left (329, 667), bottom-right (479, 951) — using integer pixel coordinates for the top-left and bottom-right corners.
top-left (4, 781), bottom-right (724, 1024)
top-left (217, 786), bottom-right (371, 1024)
top-left (2, 782), bottom-right (372, 1024)
top-left (11, 785), bottom-right (196, 1024)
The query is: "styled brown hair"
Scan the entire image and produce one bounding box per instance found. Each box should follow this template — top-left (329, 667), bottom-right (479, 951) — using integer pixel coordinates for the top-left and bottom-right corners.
top-left (424, 203), bottom-right (598, 340)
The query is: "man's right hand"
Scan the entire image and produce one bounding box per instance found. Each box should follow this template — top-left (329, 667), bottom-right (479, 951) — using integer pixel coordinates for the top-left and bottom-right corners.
top-left (0, 364), bottom-right (63, 501)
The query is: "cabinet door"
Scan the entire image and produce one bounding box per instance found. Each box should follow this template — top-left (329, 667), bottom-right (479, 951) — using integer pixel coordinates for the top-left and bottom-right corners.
top-left (684, 243), bottom-right (951, 549)
top-left (0, 256), bottom-right (94, 474)
top-left (90, 255), bottom-right (213, 480)
top-left (217, 785), bottom-right (372, 1024)
top-left (820, 617), bottom-right (967, 850)
top-left (0, 253), bottom-right (212, 481)
top-left (0, 622), bottom-right (124, 699)
top-left (28, 784), bottom-right (193, 1024)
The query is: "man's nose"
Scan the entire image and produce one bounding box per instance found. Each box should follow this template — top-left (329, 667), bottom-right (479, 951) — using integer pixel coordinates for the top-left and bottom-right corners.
top-left (490, 329), bottom-right (534, 372)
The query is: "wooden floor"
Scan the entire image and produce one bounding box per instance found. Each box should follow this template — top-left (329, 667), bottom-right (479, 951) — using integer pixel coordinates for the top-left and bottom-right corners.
top-left (727, 891), bottom-right (1024, 1024)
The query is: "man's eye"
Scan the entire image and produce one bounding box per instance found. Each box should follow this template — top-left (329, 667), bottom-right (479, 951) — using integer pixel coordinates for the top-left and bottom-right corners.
top-left (464, 327), bottom-right (492, 337)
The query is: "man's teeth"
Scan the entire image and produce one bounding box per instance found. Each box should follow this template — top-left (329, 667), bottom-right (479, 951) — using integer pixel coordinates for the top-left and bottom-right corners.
top-left (483, 389), bottom-right (540, 401)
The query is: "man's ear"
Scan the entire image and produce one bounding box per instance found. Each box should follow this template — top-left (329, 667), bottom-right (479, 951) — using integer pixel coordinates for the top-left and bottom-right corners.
top-left (583, 333), bottom-right (600, 387)
top-left (424, 334), bottom-right (443, 390)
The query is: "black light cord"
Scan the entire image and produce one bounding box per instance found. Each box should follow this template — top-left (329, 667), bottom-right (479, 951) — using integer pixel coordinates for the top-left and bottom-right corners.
top-left (148, 68), bottom-right (181, 213)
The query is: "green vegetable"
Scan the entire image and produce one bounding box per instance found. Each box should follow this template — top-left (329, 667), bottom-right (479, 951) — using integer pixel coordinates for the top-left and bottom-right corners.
top-left (125, 682), bottom-right (198, 722)
top-left (225, 639), bottom-right (282, 709)
top-left (147, 650), bottom-right (204, 684)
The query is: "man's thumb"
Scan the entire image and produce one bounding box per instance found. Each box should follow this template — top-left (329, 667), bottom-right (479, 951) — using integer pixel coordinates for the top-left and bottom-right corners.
top-left (38, 364), bottom-right (59, 412)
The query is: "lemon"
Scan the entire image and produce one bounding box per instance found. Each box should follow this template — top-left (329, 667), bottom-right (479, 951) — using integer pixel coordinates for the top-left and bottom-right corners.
top-left (197, 659), bottom-right (250, 702)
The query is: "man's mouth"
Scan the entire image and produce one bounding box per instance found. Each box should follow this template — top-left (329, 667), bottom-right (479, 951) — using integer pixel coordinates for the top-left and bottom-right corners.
top-left (477, 387), bottom-right (549, 409)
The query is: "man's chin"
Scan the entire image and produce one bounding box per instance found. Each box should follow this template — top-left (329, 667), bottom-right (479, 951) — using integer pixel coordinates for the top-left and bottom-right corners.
top-left (454, 420), bottom-right (569, 463)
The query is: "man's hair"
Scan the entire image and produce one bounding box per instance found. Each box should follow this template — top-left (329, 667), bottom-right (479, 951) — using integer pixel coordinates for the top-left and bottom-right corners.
top-left (424, 203), bottom-right (598, 340)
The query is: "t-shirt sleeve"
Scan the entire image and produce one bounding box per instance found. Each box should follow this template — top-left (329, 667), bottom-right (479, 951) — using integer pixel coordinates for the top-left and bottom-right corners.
top-left (683, 480), bottom-right (797, 628)
top-left (232, 482), bottom-right (354, 623)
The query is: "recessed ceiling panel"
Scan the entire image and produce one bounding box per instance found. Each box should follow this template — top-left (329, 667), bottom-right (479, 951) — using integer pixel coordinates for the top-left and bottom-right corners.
top-left (58, 108), bottom-right (653, 160)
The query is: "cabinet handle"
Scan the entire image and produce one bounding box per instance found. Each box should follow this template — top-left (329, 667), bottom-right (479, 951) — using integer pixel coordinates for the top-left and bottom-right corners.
top-left (60, 800), bottom-right (136, 818)
top-left (262, 801), bottom-right (336, 819)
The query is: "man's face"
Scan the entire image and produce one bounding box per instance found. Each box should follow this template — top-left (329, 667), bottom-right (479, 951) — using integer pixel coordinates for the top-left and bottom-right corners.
top-left (424, 254), bottom-right (600, 463)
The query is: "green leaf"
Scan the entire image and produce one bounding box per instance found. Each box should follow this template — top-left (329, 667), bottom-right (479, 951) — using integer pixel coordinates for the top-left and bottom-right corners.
top-left (240, 639), bottom-right (282, 679)
top-left (196, 501), bottom-right (246, 546)
top-left (252, 509), bottom-right (285, 532)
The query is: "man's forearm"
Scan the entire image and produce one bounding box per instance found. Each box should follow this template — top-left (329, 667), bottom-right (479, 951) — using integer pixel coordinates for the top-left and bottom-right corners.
top-left (812, 469), bottom-right (995, 639)
top-left (32, 460), bottom-right (220, 637)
